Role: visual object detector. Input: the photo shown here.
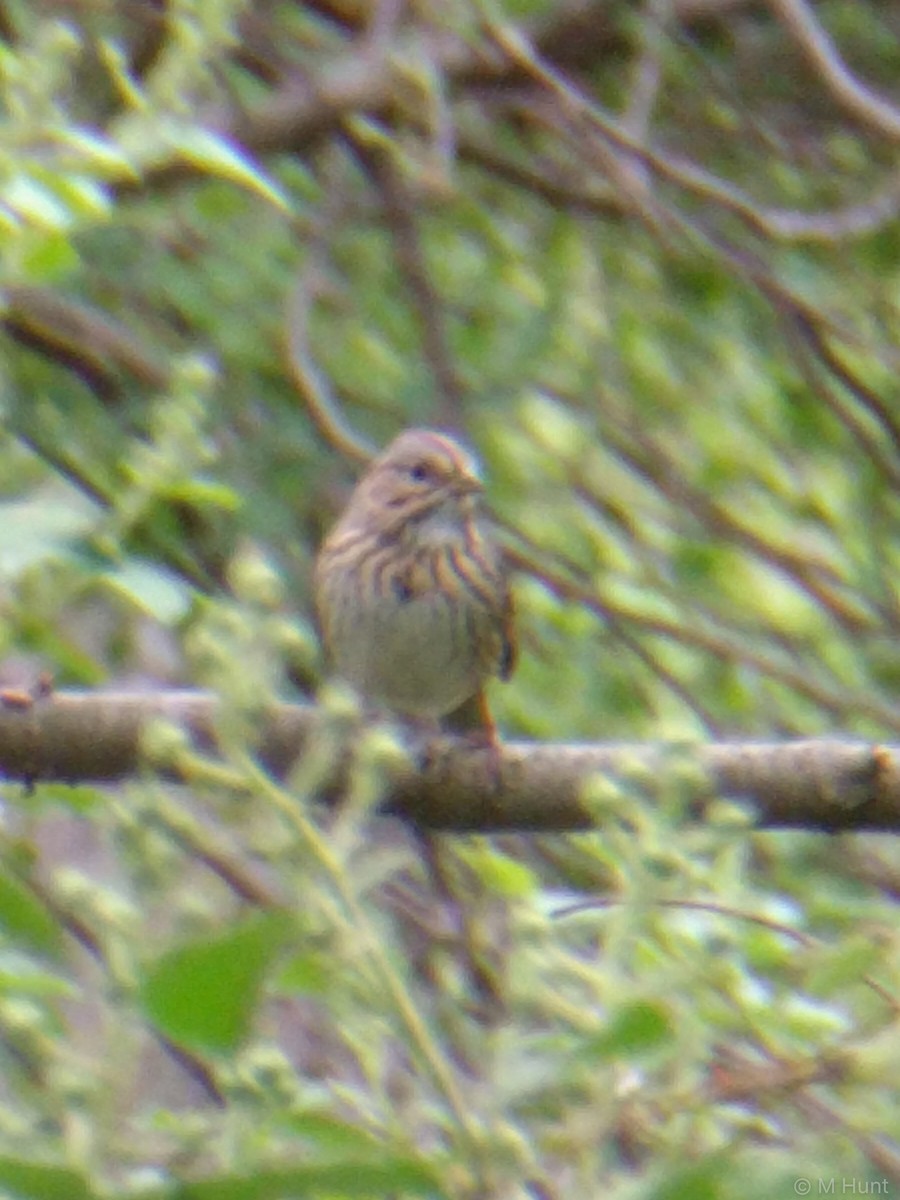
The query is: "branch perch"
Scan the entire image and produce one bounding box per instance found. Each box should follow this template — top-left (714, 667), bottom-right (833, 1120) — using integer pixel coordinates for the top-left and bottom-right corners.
top-left (2, 691), bottom-right (898, 834)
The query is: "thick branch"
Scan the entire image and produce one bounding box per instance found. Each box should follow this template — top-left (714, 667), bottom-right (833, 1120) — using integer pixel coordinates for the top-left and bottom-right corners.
top-left (2, 691), bottom-right (898, 834)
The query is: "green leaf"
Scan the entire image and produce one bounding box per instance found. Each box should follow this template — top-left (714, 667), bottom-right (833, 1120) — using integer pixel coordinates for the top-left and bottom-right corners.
top-left (276, 949), bottom-right (330, 995)
top-left (172, 1158), bottom-right (441, 1200)
top-left (805, 936), bottom-right (882, 998)
top-left (280, 1112), bottom-right (383, 1155)
top-left (28, 784), bottom-right (103, 814)
top-left (3, 176), bottom-right (72, 229)
top-left (26, 166), bottom-right (112, 221)
top-left (0, 871), bottom-right (62, 959)
top-left (0, 965), bottom-right (74, 999)
top-left (0, 492), bottom-right (96, 576)
top-left (19, 229), bottom-right (80, 282)
top-left (645, 1157), bottom-right (729, 1200)
top-left (165, 478), bottom-right (241, 512)
top-left (140, 912), bottom-right (293, 1053)
top-left (171, 129), bottom-right (291, 212)
top-left (0, 1157), bottom-right (96, 1200)
top-left (469, 846), bottom-right (538, 898)
top-left (583, 999), bottom-right (674, 1060)
top-left (101, 560), bottom-right (194, 623)
top-left (55, 129), bottom-right (137, 181)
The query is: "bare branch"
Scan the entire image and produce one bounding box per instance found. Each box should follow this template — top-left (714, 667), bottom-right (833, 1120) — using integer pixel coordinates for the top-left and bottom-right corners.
top-left (114, 1), bottom-right (753, 196)
top-left (782, 318), bottom-right (900, 494)
top-left (457, 138), bottom-right (626, 216)
top-left (346, 134), bottom-right (466, 427)
top-left (490, 20), bottom-right (900, 260)
top-left (792, 315), bottom-right (900, 454)
top-left (283, 260), bottom-right (375, 466)
top-left (507, 543), bottom-right (900, 732)
top-left (4, 690), bottom-right (900, 833)
top-left (767, 0), bottom-right (900, 142)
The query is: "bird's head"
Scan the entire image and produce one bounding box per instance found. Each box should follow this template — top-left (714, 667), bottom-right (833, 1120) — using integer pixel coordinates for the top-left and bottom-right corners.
top-left (348, 429), bottom-right (484, 543)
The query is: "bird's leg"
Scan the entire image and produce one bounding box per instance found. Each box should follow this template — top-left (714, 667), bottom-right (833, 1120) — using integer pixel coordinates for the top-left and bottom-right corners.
top-left (443, 689), bottom-right (498, 746)
top-left (444, 688), bottom-right (505, 798)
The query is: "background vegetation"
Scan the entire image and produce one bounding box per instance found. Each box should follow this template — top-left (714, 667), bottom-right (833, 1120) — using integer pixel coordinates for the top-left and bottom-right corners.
top-left (0, 0), bottom-right (899, 1195)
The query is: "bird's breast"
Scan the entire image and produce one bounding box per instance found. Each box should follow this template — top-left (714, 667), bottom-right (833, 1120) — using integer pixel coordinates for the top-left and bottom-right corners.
top-left (324, 543), bottom-right (494, 718)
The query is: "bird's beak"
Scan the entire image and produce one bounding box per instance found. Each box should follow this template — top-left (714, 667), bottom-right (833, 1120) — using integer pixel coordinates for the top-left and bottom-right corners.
top-left (453, 472), bottom-right (483, 498)
top-left (451, 475), bottom-right (483, 517)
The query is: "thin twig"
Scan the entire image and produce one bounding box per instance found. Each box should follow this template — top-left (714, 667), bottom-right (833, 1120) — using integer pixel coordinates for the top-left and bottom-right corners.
top-left (284, 257), bottom-right (375, 466)
top-left (553, 894), bottom-right (900, 1013)
top-left (345, 133), bottom-right (467, 426)
top-left (767, 0), bottom-right (900, 143)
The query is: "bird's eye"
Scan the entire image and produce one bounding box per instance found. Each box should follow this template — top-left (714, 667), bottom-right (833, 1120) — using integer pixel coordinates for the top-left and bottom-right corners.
top-left (408, 461), bottom-right (431, 483)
